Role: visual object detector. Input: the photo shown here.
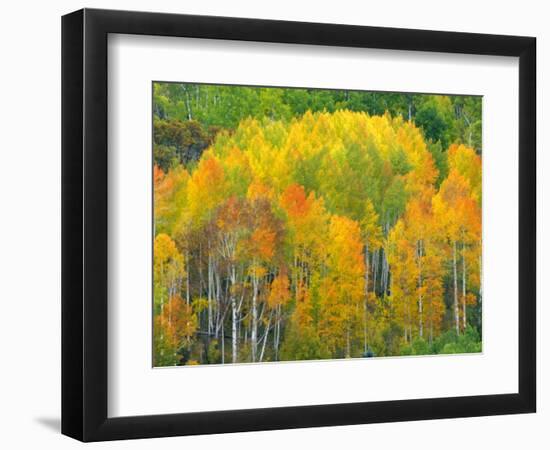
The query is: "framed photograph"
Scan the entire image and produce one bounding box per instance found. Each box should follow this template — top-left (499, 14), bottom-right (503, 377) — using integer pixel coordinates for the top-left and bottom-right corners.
top-left (61, 8), bottom-right (536, 442)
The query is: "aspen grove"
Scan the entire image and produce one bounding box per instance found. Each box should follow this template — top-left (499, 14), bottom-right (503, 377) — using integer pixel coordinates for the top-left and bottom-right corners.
top-left (152, 84), bottom-right (482, 366)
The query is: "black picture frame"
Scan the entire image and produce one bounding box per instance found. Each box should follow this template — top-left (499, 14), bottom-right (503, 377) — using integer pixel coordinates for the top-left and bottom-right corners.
top-left (61, 8), bottom-right (536, 442)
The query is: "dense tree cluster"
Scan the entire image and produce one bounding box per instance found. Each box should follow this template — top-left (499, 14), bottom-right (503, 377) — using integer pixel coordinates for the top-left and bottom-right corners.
top-left (154, 83), bottom-right (482, 160)
top-left (153, 83), bottom-right (482, 366)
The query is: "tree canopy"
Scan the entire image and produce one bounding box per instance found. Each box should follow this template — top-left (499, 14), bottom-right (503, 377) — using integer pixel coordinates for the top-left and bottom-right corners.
top-left (152, 83), bottom-right (482, 366)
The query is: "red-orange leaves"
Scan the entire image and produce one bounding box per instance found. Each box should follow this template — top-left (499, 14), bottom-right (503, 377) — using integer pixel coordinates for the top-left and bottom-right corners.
top-left (280, 183), bottom-right (310, 219)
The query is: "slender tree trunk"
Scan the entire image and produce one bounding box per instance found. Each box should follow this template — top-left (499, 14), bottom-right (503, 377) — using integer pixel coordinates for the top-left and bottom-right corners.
top-left (159, 261), bottom-right (165, 314)
top-left (221, 321), bottom-right (225, 364)
top-left (214, 266), bottom-right (221, 338)
top-left (167, 282), bottom-right (174, 327)
top-left (384, 253), bottom-right (390, 295)
top-left (380, 250), bottom-right (386, 296)
top-left (293, 252), bottom-right (298, 298)
top-left (183, 87), bottom-right (193, 120)
top-left (231, 295), bottom-right (237, 363)
top-left (251, 269), bottom-right (259, 362)
top-left (230, 265), bottom-right (238, 363)
top-left (372, 249), bottom-right (378, 296)
top-left (274, 305), bottom-right (281, 360)
top-left (259, 311), bottom-right (272, 362)
top-left (453, 240), bottom-right (460, 335)
top-left (198, 242), bottom-right (204, 297)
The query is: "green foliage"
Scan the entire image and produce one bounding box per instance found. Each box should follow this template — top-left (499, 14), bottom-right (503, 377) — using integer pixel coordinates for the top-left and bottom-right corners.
top-left (280, 323), bottom-right (328, 361)
top-left (450, 95), bottom-right (483, 153)
top-left (399, 327), bottom-right (481, 357)
top-left (415, 97), bottom-right (454, 149)
top-left (381, 321), bottom-right (404, 356)
top-left (431, 329), bottom-right (458, 354)
top-left (382, 177), bottom-right (408, 224)
top-left (153, 83), bottom-right (482, 156)
top-left (440, 326), bottom-right (482, 354)
top-left (427, 140), bottom-right (448, 186)
top-left (429, 326), bottom-right (482, 355)
top-left (412, 337), bottom-right (431, 355)
top-left (207, 340), bottom-right (221, 364)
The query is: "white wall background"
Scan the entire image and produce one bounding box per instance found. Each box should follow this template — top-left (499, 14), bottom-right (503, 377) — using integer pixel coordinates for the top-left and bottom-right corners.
top-left (0, 0), bottom-right (546, 448)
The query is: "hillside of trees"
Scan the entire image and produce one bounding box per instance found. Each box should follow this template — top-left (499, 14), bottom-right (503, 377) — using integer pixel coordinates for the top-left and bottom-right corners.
top-left (153, 83), bottom-right (482, 366)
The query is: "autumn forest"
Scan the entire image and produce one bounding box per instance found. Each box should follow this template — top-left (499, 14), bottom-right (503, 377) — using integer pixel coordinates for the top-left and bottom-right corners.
top-left (153, 83), bottom-right (482, 366)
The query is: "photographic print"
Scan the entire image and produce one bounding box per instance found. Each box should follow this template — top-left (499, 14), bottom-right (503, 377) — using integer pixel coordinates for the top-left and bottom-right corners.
top-left (152, 83), bottom-right (482, 367)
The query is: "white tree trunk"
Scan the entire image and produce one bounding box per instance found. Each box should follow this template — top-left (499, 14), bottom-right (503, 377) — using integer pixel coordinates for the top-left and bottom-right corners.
top-left (221, 322), bottom-right (225, 364)
top-left (453, 240), bottom-right (460, 334)
top-left (207, 250), bottom-right (213, 335)
top-left (274, 305), bottom-right (281, 360)
top-left (259, 311), bottom-right (272, 362)
top-left (251, 271), bottom-right (258, 362)
top-left (230, 265), bottom-right (238, 363)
